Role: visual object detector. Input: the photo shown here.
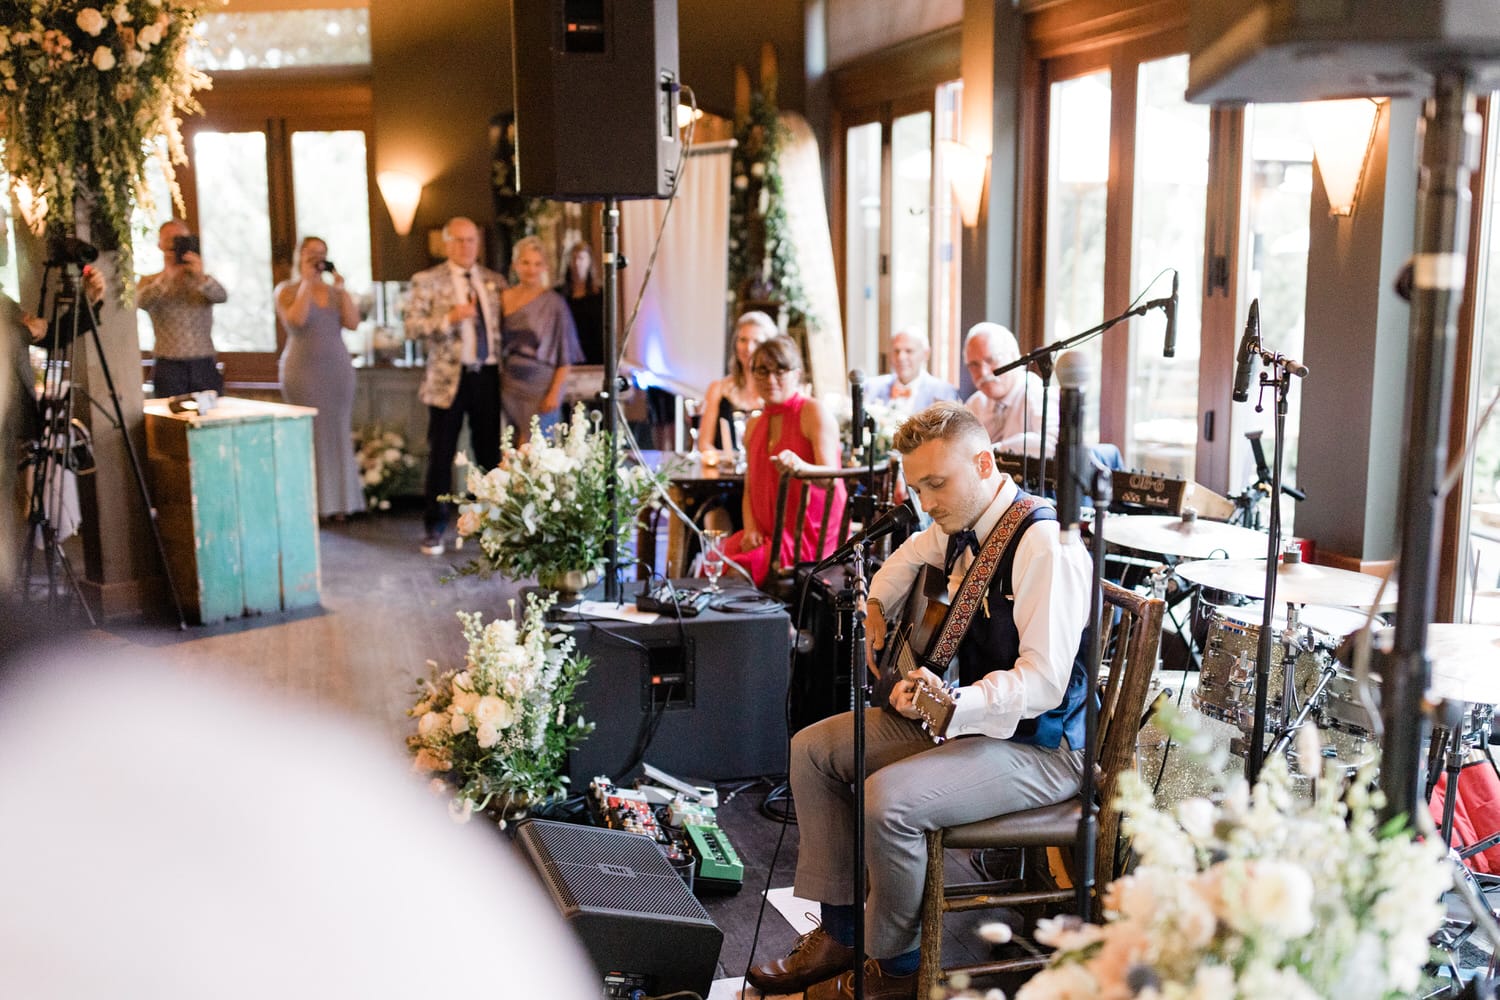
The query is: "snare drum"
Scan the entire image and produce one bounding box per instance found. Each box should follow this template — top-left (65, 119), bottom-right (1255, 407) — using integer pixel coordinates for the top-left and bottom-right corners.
top-left (1192, 606), bottom-right (1328, 738)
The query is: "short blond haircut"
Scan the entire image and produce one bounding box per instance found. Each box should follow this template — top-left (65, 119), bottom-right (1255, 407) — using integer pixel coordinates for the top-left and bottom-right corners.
top-left (891, 401), bottom-right (988, 455)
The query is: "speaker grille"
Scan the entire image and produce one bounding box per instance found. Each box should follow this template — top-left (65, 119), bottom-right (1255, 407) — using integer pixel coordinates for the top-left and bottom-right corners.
top-left (521, 820), bottom-right (709, 921)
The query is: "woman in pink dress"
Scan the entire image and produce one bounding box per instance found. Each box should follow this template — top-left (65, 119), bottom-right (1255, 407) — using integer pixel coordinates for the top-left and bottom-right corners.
top-left (722, 335), bottom-right (847, 586)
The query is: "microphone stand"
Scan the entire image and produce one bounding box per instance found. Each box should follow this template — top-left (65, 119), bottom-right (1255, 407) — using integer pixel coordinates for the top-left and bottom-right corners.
top-left (1075, 455), bottom-right (1111, 917)
top-left (992, 295), bottom-right (1172, 494)
top-left (847, 539), bottom-right (870, 1000)
top-left (1245, 350), bottom-right (1305, 784)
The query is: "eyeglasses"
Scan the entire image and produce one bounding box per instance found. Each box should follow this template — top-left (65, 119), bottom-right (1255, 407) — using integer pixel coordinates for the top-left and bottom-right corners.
top-left (751, 365), bottom-right (794, 379)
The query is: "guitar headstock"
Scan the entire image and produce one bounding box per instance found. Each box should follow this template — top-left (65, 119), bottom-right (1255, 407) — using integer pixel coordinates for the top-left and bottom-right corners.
top-left (912, 681), bottom-right (957, 743)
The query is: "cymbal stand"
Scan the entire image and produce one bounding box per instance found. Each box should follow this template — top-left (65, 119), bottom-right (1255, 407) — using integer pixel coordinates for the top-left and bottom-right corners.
top-left (1246, 349), bottom-right (1308, 783)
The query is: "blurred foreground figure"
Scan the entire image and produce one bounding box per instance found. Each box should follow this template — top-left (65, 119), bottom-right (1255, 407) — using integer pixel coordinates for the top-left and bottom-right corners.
top-left (0, 633), bottom-right (596, 999)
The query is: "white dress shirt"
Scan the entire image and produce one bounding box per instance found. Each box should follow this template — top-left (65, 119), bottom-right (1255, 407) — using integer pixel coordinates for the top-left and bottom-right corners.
top-left (447, 262), bottom-right (498, 366)
top-left (869, 475), bottom-right (1093, 740)
top-left (965, 371), bottom-right (1057, 457)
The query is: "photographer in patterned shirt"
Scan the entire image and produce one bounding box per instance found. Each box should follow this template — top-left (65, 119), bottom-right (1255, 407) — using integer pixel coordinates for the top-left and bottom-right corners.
top-left (137, 219), bottom-right (228, 398)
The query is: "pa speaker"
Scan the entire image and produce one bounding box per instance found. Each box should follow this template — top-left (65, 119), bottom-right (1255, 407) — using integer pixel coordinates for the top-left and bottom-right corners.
top-left (510, 0), bottom-right (681, 200)
top-left (515, 819), bottom-right (723, 997)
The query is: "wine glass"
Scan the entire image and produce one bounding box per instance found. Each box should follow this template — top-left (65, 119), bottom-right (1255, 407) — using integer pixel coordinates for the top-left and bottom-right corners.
top-left (702, 529), bottom-right (727, 593)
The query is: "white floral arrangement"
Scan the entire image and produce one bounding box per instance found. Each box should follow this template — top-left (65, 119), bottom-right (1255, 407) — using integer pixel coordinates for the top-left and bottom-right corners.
top-left (842, 397), bottom-right (905, 464)
top-left (0, 1), bottom-right (214, 287)
top-left (353, 425), bottom-right (419, 511)
top-left (1016, 708), bottom-right (1451, 1000)
top-left (449, 403), bottom-right (669, 584)
top-left (406, 593), bottom-right (593, 820)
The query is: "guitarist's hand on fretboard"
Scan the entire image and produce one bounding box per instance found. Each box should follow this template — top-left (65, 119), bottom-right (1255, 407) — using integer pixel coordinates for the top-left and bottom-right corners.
top-left (892, 666), bottom-right (946, 717)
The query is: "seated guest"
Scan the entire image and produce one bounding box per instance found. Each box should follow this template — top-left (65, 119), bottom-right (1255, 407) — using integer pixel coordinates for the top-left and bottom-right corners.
top-left (699, 310), bottom-right (777, 457)
top-left (963, 321), bottom-right (1057, 458)
top-left (868, 328), bottom-right (959, 411)
top-left (721, 335), bottom-right (846, 586)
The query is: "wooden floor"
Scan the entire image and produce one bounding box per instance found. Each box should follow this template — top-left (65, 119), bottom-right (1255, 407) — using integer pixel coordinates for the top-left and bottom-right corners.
top-left (78, 509), bottom-right (1023, 992)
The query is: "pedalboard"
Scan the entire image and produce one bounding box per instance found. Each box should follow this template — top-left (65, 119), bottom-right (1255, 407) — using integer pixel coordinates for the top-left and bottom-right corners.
top-left (636, 584), bottom-right (711, 617)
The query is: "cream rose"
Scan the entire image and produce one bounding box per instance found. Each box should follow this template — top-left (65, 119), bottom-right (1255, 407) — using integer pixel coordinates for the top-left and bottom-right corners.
top-left (455, 508), bottom-right (481, 537)
top-left (449, 708), bottom-right (470, 734)
top-left (475, 721), bottom-right (501, 748)
top-left (76, 8), bottom-right (106, 35)
top-left (91, 46), bottom-right (115, 71)
top-left (111, 4), bottom-right (132, 23)
top-left (417, 710), bottom-right (446, 736)
top-left (474, 694), bottom-right (515, 730)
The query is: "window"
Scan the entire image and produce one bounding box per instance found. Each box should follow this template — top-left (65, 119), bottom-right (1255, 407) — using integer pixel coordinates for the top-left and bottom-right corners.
top-left (190, 9), bottom-right (371, 70)
top-left (195, 131), bottom-right (275, 353)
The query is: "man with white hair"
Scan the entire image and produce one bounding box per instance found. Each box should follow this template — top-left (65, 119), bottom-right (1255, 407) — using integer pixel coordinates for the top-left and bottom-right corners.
top-left (868, 328), bottom-right (959, 411)
top-left (962, 322), bottom-right (1057, 457)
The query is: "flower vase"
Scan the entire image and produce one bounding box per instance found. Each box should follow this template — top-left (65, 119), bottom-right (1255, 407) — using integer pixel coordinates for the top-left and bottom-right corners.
top-left (483, 790), bottom-right (532, 829)
top-left (537, 566), bottom-right (601, 603)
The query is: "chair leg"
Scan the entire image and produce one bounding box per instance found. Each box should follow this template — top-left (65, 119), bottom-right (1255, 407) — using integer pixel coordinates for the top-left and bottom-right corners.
top-left (918, 830), bottom-right (946, 1000)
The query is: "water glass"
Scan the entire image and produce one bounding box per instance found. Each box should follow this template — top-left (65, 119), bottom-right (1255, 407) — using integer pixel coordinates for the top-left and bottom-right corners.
top-left (702, 529), bottom-right (727, 593)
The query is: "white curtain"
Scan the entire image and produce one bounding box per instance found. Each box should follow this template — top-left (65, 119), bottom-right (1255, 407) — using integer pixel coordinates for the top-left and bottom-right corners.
top-left (620, 140), bottom-right (733, 400)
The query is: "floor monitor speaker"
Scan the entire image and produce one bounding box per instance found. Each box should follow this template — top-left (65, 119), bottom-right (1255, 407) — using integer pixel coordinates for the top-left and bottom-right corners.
top-left (510, 0), bottom-right (681, 200)
top-left (515, 818), bottom-right (722, 997)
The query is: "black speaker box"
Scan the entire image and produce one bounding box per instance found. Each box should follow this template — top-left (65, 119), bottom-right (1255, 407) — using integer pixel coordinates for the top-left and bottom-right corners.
top-left (515, 819), bottom-right (722, 997)
top-left (510, 0), bottom-right (681, 200)
top-left (565, 601), bottom-right (790, 784)
top-left (1187, 0), bottom-right (1500, 104)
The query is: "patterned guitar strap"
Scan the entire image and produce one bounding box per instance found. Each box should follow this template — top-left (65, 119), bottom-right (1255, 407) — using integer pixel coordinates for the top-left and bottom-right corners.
top-left (921, 495), bottom-right (1048, 674)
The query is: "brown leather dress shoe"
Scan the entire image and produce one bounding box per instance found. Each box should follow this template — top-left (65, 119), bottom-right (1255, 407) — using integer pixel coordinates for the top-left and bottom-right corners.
top-left (804, 959), bottom-right (918, 1000)
top-left (745, 925), bottom-right (856, 994)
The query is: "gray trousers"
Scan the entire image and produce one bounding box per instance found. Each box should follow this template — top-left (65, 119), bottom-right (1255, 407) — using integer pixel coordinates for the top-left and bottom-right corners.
top-left (791, 707), bottom-right (1083, 957)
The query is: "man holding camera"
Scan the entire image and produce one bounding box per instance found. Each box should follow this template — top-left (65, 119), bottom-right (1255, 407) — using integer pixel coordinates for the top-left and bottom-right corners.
top-left (137, 219), bottom-right (228, 398)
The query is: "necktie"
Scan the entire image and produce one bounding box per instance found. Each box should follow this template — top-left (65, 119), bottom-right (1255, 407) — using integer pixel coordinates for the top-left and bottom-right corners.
top-left (944, 528), bottom-right (979, 575)
top-left (465, 270), bottom-right (489, 364)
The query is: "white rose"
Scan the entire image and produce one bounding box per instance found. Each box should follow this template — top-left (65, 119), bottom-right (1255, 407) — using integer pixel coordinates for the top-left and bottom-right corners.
top-left (449, 708), bottom-right (470, 734)
top-left (474, 694), bottom-right (515, 730)
top-left (1175, 797), bottom-right (1216, 841)
top-left (111, 4), bottom-right (132, 23)
top-left (475, 721), bottom-right (501, 748)
top-left (383, 447), bottom-right (401, 463)
top-left (750, 162), bottom-right (766, 178)
top-left (76, 8), bottom-right (106, 35)
top-left (92, 46), bottom-right (116, 71)
top-left (417, 711), bottom-right (446, 736)
top-left (137, 22), bottom-right (163, 47)
top-left (125, 48), bottom-right (144, 67)
top-left (1226, 860), bottom-right (1315, 937)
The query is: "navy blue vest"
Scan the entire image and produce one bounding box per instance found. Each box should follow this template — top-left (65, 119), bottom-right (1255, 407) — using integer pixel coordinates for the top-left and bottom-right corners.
top-left (954, 498), bottom-right (1091, 750)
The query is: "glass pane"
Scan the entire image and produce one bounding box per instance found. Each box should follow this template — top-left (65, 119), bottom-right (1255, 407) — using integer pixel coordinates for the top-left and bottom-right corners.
top-left (1240, 103), bottom-right (1315, 500)
top-left (845, 121), bottom-right (883, 376)
top-left (291, 130), bottom-right (372, 356)
top-left (1127, 54), bottom-right (1209, 480)
top-left (890, 110), bottom-right (932, 353)
top-left (130, 140), bottom-right (177, 352)
top-left (1461, 104), bottom-right (1500, 624)
top-left (1043, 70), bottom-right (1111, 443)
top-left (194, 131), bottom-right (275, 353)
top-left (189, 10), bottom-right (371, 71)
top-left (931, 81), bottom-right (963, 385)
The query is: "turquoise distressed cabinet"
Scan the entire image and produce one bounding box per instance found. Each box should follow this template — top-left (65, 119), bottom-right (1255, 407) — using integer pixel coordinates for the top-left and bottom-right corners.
top-left (144, 398), bottom-right (321, 624)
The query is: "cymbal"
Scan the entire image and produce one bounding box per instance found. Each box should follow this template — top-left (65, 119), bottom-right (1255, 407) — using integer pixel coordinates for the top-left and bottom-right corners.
top-left (1175, 557), bottom-right (1397, 608)
top-left (1427, 624), bottom-right (1500, 705)
top-left (1100, 514), bottom-right (1266, 560)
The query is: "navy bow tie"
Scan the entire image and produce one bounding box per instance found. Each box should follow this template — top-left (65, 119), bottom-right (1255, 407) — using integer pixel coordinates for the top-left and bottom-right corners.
top-left (944, 528), bottom-right (979, 575)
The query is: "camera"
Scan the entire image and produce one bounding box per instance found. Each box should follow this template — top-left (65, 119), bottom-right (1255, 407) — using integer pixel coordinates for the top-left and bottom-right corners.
top-left (317, 260), bottom-right (336, 273)
top-left (45, 235), bottom-right (99, 267)
top-left (172, 235), bottom-right (200, 263)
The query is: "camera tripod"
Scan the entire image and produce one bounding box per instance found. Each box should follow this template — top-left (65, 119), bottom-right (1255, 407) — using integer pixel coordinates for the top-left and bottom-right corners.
top-left (19, 243), bottom-right (186, 628)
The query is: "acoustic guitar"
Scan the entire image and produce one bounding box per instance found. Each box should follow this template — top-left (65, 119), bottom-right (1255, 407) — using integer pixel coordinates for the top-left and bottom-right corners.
top-left (874, 565), bottom-right (958, 742)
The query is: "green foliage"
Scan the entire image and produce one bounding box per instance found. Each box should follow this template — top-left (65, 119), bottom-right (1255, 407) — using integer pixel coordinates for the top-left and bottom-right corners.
top-left (728, 89), bottom-right (808, 325)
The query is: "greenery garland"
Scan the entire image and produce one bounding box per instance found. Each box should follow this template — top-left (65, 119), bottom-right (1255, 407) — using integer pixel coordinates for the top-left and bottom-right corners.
top-left (728, 89), bottom-right (808, 327)
top-left (0, 1), bottom-right (213, 289)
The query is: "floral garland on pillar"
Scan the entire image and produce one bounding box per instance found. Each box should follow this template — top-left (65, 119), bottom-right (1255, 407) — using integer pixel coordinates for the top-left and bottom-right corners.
top-left (728, 87), bottom-right (808, 327)
top-left (0, 1), bottom-right (214, 287)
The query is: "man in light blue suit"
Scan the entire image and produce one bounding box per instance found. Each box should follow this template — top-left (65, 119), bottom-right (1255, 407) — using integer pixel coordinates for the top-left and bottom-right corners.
top-left (867, 329), bottom-right (959, 412)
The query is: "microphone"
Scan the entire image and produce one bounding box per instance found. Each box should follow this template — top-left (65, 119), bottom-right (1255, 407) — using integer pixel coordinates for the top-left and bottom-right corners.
top-left (1232, 299), bottom-right (1260, 403)
top-left (849, 369), bottom-right (865, 463)
top-left (1055, 350), bottom-right (1091, 541)
top-left (816, 497), bottom-right (919, 567)
top-left (1162, 270), bottom-right (1178, 358)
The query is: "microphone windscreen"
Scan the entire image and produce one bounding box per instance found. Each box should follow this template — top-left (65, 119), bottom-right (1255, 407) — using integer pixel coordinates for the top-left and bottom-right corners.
top-left (1057, 350), bottom-right (1093, 391)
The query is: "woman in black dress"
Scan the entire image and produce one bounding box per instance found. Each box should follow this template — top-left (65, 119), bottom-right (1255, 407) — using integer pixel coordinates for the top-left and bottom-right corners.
top-left (556, 241), bottom-right (603, 365)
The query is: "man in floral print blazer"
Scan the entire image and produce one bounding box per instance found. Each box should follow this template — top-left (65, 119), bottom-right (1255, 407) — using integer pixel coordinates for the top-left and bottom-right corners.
top-left (405, 216), bottom-right (507, 556)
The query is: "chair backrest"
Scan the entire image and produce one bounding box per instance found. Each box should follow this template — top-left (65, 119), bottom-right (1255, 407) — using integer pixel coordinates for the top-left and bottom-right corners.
top-left (1093, 580), bottom-right (1165, 885)
top-left (766, 459), bottom-right (895, 581)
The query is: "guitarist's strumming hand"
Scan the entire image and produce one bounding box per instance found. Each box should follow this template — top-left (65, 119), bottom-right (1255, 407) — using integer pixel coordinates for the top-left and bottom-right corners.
top-left (863, 596), bottom-right (887, 676)
top-left (893, 666), bottom-right (945, 718)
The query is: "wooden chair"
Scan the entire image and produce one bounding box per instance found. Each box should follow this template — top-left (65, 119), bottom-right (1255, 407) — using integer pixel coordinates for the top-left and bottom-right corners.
top-left (764, 458), bottom-right (898, 588)
top-left (916, 581), bottom-right (1164, 998)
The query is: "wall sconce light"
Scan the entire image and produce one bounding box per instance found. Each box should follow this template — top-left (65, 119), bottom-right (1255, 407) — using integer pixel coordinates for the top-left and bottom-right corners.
top-left (940, 140), bottom-right (989, 228)
top-left (12, 178), bottom-right (48, 235)
top-left (376, 170), bottom-right (423, 236)
top-left (1309, 98), bottom-right (1382, 218)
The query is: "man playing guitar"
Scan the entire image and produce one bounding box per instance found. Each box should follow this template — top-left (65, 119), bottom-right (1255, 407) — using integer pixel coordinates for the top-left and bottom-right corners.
top-left (746, 402), bottom-right (1093, 1000)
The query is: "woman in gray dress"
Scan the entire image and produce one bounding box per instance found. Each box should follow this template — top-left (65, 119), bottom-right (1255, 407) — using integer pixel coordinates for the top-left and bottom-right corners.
top-left (501, 235), bottom-right (585, 444)
top-left (275, 236), bottom-right (364, 520)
